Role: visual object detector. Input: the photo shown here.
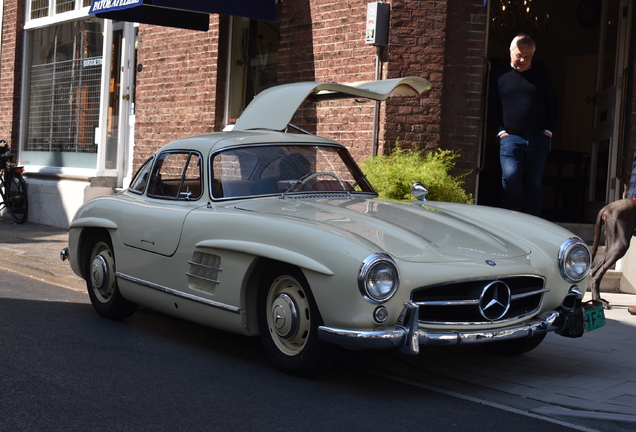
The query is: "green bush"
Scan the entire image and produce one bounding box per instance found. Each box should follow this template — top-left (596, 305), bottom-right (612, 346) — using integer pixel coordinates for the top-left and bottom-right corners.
top-left (360, 147), bottom-right (474, 204)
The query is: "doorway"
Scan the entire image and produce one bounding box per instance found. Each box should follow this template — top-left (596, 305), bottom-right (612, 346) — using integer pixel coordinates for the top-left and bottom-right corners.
top-left (98, 20), bottom-right (137, 187)
top-left (480, 0), bottom-right (633, 223)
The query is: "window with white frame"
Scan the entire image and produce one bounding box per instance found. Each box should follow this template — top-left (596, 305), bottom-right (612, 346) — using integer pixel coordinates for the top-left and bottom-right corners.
top-left (24, 20), bottom-right (103, 168)
top-left (22, 0), bottom-right (102, 169)
top-left (28, 0), bottom-right (93, 21)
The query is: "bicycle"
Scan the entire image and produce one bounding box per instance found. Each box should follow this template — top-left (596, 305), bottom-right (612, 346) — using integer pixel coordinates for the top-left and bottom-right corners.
top-left (0, 139), bottom-right (28, 224)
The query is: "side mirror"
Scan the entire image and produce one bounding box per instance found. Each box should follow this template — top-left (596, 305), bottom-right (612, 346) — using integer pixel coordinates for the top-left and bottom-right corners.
top-left (412, 182), bottom-right (428, 201)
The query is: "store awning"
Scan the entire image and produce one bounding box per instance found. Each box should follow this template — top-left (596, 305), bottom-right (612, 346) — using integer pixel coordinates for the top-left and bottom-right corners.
top-left (89, 0), bottom-right (277, 32)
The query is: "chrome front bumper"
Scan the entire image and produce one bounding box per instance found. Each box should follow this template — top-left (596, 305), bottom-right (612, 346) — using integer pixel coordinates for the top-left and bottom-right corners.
top-left (318, 287), bottom-right (585, 355)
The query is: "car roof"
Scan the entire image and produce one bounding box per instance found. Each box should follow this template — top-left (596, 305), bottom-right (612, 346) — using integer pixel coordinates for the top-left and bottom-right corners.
top-left (157, 129), bottom-right (339, 155)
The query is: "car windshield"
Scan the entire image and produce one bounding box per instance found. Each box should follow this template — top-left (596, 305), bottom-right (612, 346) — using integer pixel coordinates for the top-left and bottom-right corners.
top-left (210, 144), bottom-right (375, 199)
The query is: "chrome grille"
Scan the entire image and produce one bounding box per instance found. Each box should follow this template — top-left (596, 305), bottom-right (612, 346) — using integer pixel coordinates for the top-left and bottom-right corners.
top-left (411, 275), bottom-right (547, 325)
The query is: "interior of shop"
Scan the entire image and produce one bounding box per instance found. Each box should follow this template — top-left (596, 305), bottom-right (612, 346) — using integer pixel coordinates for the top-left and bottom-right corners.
top-left (477, 0), bottom-right (631, 223)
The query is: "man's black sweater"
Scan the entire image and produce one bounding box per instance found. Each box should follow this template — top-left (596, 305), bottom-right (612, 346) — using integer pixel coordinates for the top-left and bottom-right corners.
top-left (488, 63), bottom-right (558, 136)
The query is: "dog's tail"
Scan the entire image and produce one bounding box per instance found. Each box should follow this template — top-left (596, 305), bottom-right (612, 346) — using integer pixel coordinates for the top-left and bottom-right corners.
top-left (590, 205), bottom-right (606, 259)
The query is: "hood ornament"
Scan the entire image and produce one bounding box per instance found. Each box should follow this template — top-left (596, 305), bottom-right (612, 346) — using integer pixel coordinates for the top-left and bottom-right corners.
top-left (412, 182), bottom-right (428, 201)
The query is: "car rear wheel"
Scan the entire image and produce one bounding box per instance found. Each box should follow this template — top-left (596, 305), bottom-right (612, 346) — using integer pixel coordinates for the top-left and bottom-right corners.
top-left (479, 333), bottom-right (546, 356)
top-left (257, 265), bottom-right (324, 376)
top-left (85, 232), bottom-right (137, 320)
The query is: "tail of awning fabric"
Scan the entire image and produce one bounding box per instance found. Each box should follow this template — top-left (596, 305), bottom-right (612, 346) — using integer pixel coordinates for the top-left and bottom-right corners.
top-left (89, 0), bottom-right (277, 31)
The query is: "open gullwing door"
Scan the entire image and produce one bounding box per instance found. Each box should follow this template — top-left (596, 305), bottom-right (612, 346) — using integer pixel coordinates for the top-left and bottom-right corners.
top-left (232, 77), bottom-right (432, 132)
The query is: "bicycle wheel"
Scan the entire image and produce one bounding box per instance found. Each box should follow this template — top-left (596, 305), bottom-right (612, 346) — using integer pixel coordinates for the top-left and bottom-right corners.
top-left (7, 172), bottom-right (28, 224)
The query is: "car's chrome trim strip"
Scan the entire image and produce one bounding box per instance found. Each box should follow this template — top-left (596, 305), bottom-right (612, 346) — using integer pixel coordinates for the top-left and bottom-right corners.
top-left (185, 272), bottom-right (220, 284)
top-left (511, 288), bottom-right (550, 299)
top-left (415, 299), bottom-right (479, 306)
top-left (116, 272), bottom-right (239, 314)
top-left (415, 288), bottom-right (549, 306)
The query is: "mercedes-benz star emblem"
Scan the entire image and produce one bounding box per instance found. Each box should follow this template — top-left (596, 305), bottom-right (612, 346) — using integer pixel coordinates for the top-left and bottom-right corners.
top-left (479, 281), bottom-right (511, 321)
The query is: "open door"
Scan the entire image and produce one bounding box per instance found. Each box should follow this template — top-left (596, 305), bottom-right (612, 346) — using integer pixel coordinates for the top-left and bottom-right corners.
top-left (586, 0), bottom-right (633, 220)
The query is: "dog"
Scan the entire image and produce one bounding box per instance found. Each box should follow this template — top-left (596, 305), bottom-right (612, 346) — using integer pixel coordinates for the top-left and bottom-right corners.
top-left (588, 199), bottom-right (636, 309)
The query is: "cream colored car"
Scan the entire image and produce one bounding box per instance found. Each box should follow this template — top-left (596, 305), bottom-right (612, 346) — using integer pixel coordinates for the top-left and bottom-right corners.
top-left (63, 77), bottom-right (597, 376)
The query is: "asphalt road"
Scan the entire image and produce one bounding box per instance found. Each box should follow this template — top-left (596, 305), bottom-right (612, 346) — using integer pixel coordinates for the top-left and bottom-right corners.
top-left (0, 269), bottom-right (595, 432)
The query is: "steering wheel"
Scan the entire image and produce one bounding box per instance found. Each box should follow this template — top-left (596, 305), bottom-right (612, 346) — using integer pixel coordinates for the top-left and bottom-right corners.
top-left (291, 172), bottom-right (344, 191)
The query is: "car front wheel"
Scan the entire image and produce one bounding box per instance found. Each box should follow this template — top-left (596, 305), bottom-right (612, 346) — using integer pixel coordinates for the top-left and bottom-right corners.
top-left (84, 232), bottom-right (137, 320)
top-left (257, 265), bottom-right (324, 376)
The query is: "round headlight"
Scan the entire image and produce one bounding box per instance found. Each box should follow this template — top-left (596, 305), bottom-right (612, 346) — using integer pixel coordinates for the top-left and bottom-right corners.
top-left (558, 238), bottom-right (591, 283)
top-left (358, 253), bottom-right (400, 304)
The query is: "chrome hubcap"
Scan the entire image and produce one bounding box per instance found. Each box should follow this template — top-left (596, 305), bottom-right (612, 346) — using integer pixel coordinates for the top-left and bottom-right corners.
top-left (89, 241), bottom-right (115, 303)
top-left (271, 293), bottom-right (299, 340)
top-left (91, 255), bottom-right (108, 291)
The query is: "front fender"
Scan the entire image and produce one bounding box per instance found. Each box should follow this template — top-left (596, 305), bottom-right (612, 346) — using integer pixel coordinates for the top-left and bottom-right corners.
top-left (195, 239), bottom-right (334, 276)
top-left (67, 219), bottom-right (118, 280)
top-left (70, 217), bottom-right (118, 230)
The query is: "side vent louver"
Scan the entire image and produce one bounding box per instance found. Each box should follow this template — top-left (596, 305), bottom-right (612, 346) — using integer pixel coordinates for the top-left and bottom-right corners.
top-left (187, 252), bottom-right (221, 294)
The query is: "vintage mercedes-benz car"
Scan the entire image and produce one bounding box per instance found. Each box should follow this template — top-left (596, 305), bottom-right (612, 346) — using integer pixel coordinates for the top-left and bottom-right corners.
top-left (62, 77), bottom-right (599, 376)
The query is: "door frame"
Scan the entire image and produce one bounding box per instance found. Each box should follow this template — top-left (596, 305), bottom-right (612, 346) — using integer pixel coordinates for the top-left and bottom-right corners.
top-left (587, 0), bottom-right (633, 219)
top-left (96, 20), bottom-right (136, 187)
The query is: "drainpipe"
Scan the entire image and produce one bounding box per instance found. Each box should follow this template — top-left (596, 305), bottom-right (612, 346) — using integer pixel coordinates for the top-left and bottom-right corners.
top-left (371, 45), bottom-right (382, 157)
top-left (475, 0), bottom-right (492, 201)
top-left (365, 2), bottom-right (390, 158)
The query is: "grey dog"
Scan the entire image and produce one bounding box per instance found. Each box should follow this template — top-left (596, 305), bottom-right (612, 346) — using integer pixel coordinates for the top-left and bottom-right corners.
top-left (588, 199), bottom-right (636, 309)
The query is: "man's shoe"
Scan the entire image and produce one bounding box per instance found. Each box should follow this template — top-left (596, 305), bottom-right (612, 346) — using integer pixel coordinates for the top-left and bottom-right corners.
top-left (628, 306), bottom-right (636, 315)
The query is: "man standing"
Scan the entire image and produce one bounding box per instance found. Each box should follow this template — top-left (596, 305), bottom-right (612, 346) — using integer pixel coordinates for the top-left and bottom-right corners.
top-left (488, 34), bottom-right (558, 216)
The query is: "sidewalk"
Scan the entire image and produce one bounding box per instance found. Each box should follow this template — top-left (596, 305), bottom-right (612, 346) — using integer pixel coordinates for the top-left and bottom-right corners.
top-left (0, 217), bottom-right (84, 291)
top-left (1, 217), bottom-right (636, 430)
top-left (368, 291), bottom-right (636, 431)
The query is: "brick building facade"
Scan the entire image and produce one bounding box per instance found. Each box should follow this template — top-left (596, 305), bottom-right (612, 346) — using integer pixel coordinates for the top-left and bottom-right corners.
top-left (1, 1), bottom-right (635, 228)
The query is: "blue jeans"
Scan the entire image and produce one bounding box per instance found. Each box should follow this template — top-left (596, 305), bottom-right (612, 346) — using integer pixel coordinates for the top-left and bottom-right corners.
top-left (499, 132), bottom-right (551, 216)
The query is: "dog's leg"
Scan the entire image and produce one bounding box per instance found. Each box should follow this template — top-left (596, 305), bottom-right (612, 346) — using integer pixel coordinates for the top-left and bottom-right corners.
top-left (592, 222), bottom-right (632, 309)
top-left (588, 260), bottom-right (611, 308)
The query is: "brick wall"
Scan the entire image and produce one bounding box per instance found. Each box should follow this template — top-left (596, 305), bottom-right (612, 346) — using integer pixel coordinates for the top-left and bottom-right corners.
top-left (439, 0), bottom-right (488, 193)
top-left (0, 0), bottom-right (24, 152)
top-left (132, 15), bottom-right (225, 170)
top-left (280, 0), bottom-right (379, 161)
top-left (384, 0), bottom-right (447, 156)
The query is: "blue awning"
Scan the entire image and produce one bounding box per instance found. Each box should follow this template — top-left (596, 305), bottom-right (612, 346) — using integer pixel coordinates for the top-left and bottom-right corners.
top-left (89, 0), bottom-right (277, 31)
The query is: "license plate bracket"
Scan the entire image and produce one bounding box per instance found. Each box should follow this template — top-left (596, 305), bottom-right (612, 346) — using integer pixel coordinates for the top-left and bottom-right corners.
top-left (583, 300), bottom-right (605, 331)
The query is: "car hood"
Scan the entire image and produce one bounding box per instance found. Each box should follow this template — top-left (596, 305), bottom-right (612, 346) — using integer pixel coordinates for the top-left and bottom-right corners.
top-left (233, 198), bottom-right (531, 263)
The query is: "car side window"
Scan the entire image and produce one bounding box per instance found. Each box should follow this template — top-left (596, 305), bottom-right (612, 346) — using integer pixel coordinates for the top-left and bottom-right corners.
top-left (147, 151), bottom-right (202, 200)
top-left (128, 157), bottom-right (154, 194)
top-left (211, 151), bottom-right (259, 198)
